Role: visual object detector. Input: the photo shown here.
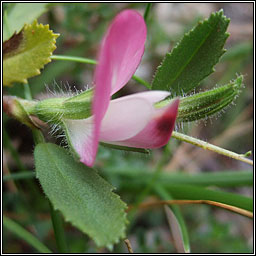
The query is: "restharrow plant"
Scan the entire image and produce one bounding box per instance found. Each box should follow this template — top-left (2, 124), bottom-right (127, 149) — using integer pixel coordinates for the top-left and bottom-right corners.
top-left (12, 10), bottom-right (179, 167)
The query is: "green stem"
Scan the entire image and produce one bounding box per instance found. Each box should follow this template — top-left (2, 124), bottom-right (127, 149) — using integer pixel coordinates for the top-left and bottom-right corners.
top-left (3, 171), bottom-right (35, 181)
top-left (23, 83), bottom-right (33, 100)
top-left (3, 215), bottom-right (52, 253)
top-left (50, 55), bottom-right (151, 89)
top-left (51, 54), bottom-right (97, 65)
top-left (132, 75), bottom-right (151, 89)
top-left (143, 3), bottom-right (152, 23)
top-left (49, 203), bottom-right (68, 253)
top-left (172, 131), bottom-right (253, 166)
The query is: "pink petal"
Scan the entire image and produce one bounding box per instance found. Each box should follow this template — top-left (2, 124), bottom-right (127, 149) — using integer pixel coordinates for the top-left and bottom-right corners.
top-left (92, 10), bottom-right (147, 166)
top-left (110, 98), bottom-right (179, 148)
top-left (101, 10), bottom-right (147, 96)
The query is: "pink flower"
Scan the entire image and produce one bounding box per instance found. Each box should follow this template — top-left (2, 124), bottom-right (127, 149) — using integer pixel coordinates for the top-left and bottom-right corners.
top-left (64, 10), bottom-right (179, 166)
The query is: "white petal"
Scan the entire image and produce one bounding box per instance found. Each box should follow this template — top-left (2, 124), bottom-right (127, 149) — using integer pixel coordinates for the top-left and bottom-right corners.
top-left (126, 90), bottom-right (170, 104)
top-left (63, 117), bottom-right (95, 166)
top-left (100, 96), bottom-right (153, 141)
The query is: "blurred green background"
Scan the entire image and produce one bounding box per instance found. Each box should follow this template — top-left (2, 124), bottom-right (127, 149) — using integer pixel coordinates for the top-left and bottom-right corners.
top-left (3, 3), bottom-right (253, 253)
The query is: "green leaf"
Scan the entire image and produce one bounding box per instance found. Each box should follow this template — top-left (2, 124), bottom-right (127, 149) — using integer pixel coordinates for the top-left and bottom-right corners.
top-left (106, 168), bottom-right (253, 188)
top-left (3, 20), bottom-right (59, 86)
top-left (34, 143), bottom-right (127, 248)
top-left (3, 3), bottom-right (48, 41)
top-left (3, 215), bottom-right (52, 253)
top-left (155, 75), bottom-right (243, 122)
top-left (152, 10), bottom-right (230, 95)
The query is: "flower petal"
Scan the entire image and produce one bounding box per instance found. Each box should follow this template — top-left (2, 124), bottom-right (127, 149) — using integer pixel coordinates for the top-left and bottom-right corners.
top-left (110, 98), bottom-right (179, 148)
top-left (99, 9), bottom-right (147, 96)
top-left (123, 90), bottom-right (171, 104)
top-left (63, 117), bottom-right (95, 167)
top-left (92, 10), bottom-right (147, 166)
top-left (100, 96), bottom-right (153, 142)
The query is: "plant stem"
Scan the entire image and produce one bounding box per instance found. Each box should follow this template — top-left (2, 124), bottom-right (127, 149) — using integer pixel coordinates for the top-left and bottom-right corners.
top-left (3, 171), bottom-right (35, 181)
top-left (132, 198), bottom-right (253, 218)
top-left (138, 184), bottom-right (253, 212)
top-left (132, 75), bottom-right (151, 89)
top-left (3, 215), bottom-right (52, 253)
top-left (49, 203), bottom-right (68, 253)
top-left (23, 83), bottom-right (33, 100)
top-left (172, 131), bottom-right (253, 166)
top-left (50, 54), bottom-right (151, 89)
top-left (143, 3), bottom-right (152, 23)
top-left (124, 239), bottom-right (134, 253)
top-left (51, 54), bottom-right (97, 65)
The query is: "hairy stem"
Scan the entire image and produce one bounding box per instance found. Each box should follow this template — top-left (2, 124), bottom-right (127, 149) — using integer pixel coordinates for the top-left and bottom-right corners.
top-left (172, 131), bottom-right (253, 166)
top-left (144, 3), bottom-right (153, 23)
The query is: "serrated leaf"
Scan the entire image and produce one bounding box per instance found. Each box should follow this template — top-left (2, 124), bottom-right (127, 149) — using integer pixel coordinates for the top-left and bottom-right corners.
top-left (152, 10), bottom-right (230, 95)
top-left (3, 20), bottom-right (59, 86)
top-left (34, 143), bottom-right (127, 248)
top-left (3, 3), bottom-right (47, 41)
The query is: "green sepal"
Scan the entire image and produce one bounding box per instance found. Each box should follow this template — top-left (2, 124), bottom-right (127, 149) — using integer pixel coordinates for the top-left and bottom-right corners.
top-left (32, 89), bottom-right (93, 123)
top-left (155, 75), bottom-right (243, 122)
